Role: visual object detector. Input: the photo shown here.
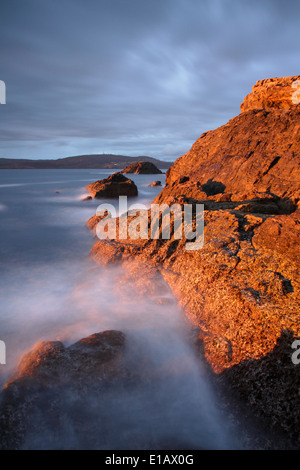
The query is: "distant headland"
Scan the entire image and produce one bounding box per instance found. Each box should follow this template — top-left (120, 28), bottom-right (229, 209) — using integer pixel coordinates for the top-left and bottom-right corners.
top-left (0, 154), bottom-right (173, 170)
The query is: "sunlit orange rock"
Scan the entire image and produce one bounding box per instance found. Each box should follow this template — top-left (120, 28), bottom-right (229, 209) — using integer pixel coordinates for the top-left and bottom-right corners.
top-left (240, 75), bottom-right (300, 112)
top-left (86, 172), bottom-right (138, 198)
top-left (88, 76), bottom-right (300, 443)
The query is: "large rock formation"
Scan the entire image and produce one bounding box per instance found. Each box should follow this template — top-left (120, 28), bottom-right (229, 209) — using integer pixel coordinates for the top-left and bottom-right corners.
top-left (88, 76), bottom-right (300, 445)
top-left (86, 172), bottom-right (138, 198)
top-left (156, 77), bottom-right (300, 206)
top-left (122, 161), bottom-right (163, 174)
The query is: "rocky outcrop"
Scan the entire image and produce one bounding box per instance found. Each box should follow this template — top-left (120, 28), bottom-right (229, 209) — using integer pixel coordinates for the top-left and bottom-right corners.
top-left (148, 180), bottom-right (162, 187)
top-left (240, 75), bottom-right (300, 112)
top-left (86, 210), bottom-right (111, 233)
top-left (122, 161), bottom-right (162, 174)
top-left (0, 330), bottom-right (128, 450)
top-left (88, 76), bottom-right (300, 444)
top-left (156, 77), bottom-right (300, 206)
top-left (86, 172), bottom-right (138, 198)
top-left (155, 108), bottom-right (300, 205)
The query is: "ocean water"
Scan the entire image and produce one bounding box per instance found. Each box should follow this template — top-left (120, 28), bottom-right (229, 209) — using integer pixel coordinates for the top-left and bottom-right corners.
top-left (0, 169), bottom-right (165, 378)
top-left (0, 169), bottom-right (242, 450)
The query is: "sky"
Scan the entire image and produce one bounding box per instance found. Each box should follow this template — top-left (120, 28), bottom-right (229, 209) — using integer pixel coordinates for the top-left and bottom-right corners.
top-left (0, 0), bottom-right (299, 161)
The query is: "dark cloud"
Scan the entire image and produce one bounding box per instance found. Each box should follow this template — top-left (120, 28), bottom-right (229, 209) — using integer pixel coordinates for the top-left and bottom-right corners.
top-left (0, 0), bottom-right (299, 160)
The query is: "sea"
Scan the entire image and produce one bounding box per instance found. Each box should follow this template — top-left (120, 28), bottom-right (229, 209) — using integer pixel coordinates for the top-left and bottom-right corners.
top-left (0, 169), bottom-right (244, 450)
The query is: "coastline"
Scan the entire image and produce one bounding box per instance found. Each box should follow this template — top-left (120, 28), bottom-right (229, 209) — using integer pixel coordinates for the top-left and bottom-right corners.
top-left (0, 164), bottom-right (298, 449)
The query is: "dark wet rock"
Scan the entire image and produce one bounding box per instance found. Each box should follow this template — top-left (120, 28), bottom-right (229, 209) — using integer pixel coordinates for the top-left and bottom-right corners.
top-left (122, 161), bottom-right (162, 174)
top-left (0, 330), bottom-right (129, 449)
top-left (86, 172), bottom-right (138, 198)
top-left (218, 330), bottom-right (300, 448)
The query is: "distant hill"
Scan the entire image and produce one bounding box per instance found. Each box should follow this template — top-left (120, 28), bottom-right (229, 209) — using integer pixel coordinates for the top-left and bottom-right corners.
top-left (0, 154), bottom-right (173, 170)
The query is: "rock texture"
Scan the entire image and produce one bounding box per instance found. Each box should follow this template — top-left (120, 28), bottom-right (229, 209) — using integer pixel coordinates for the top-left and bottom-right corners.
top-left (88, 76), bottom-right (300, 445)
top-left (86, 172), bottom-right (138, 198)
top-left (0, 330), bottom-right (128, 450)
top-left (122, 161), bottom-right (162, 174)
top-left (240, 76), bottom-right (300, 112)
top-left (86, 211), bottom-right (110, 233)
top-left (218, 329), bottom-right (300, 446)
top-left (155, 76), bottom-right (300, 207)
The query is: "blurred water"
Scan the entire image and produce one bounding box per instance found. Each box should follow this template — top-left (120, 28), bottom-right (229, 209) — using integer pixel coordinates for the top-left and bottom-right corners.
top-left (0, 169), bottom-right (242, 449)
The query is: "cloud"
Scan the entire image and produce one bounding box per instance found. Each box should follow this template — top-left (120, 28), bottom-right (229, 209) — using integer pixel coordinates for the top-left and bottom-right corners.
top-left (0, 0), bottom-right (299, 160)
